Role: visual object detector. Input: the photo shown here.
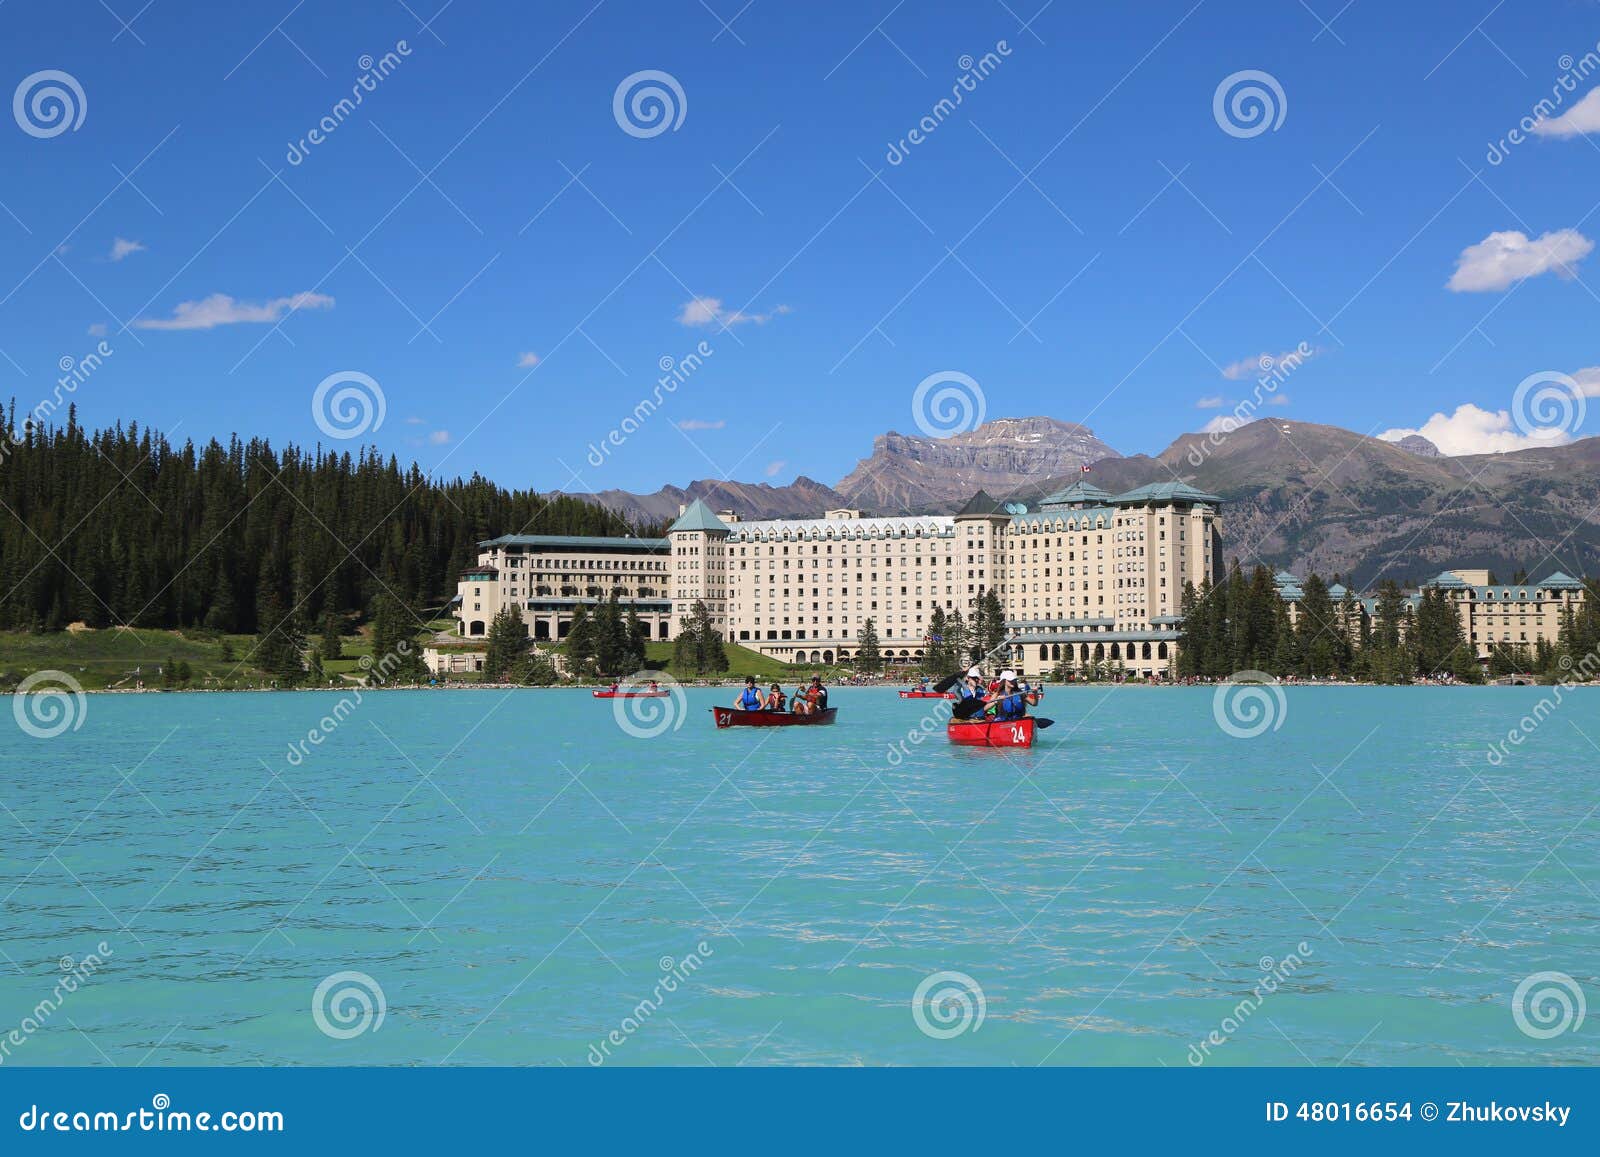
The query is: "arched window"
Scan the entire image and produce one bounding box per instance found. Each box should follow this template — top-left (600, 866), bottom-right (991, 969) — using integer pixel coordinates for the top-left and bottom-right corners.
top-left (1157, 641), bottom-right (1168, 659)
top-left (1142, 642), bottom-right (1152, 659)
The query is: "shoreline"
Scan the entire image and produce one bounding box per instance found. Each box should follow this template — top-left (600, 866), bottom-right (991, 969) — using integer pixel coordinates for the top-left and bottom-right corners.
top-left (44, 677), bottom-right (1578, 695)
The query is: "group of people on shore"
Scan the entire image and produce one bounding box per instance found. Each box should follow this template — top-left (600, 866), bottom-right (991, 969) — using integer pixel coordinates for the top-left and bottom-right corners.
top-left (734, 674), bottom-right (830, 716)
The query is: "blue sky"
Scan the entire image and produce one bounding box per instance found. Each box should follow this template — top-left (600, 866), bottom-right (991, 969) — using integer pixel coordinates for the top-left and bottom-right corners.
top-left (4, 0), bottom-right (1600, 494)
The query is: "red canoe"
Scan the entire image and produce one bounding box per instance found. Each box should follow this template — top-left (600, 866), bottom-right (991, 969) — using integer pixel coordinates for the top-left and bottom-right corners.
top-left (947, 716), bottom-right (1036, 749)
top-left (592, 689), bottom-right (669, 698)
top-left (899, 690), bottom-right (956, 699)
top-left (712, 706), bottom-right (838, 728)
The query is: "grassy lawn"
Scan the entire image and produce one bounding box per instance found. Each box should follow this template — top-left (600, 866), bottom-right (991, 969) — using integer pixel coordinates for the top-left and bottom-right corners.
top-left (642, 642), bottom-right (853, 684)
top-left (0, 628), bottom-right (871, 691)
top-left (0, 622), bottom-right (448, 690)
top-left (0, 628), bottom-right (266, 690)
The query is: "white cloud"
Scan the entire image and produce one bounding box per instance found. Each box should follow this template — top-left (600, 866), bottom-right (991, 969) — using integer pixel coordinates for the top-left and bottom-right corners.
top-left (764, 460), bottom-right (786, 477)
top-left (1195, 395), bottom-right (1225, 409)
top-left (86, 323), bottom-right (108, 337)
top-left (1531, 88), bottom-right (1600, 138)
top-left (404, 416), bottom-right (426, 425)
top-left (677, 418), bottom-right (725, 430)
top-left (677, 296), bottom-right (791, 328)
top-left (1266, 393), bottom-right (1291, 406)
top-left (1201, 414), bottom-right (1255, 434)
top-left (134, 291), bottom-right (334, 330)
top-left (1220, 345), bottom-right (1320, 380)
top-left (109, 237), bottom-right (145, 262)
top-left (1379, 403), bottom-right (1573, 455)
top-left (516, 351), bottom-right (540, 367)
top-left (1446, 228), bottom-right (1593, 292)
top-left (427, 430), bottom-right (451, 445)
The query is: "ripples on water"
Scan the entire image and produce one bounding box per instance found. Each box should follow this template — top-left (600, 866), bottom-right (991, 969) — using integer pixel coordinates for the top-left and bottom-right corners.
top-left (0, 686), bottom-right (1595, 1066)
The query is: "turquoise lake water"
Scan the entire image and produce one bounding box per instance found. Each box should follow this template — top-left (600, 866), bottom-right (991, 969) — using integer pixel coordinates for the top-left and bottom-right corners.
top-left (1, 685), bottom-right (1595, 1067)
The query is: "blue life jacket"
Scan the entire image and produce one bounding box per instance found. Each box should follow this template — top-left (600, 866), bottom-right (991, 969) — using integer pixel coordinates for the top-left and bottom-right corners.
top-left (739, 687), bottom-right (762, 709)
top-left (994, 692), bottom-right (1027, 721)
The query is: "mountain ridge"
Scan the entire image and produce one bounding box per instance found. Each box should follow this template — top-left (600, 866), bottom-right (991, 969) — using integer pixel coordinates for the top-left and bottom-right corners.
top-left (562, 416), bottom-right (1600, 585)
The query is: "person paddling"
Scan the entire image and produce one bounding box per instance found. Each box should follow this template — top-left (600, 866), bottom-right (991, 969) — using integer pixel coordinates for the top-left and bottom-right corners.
top-left (808, 674), bottom-right (829, 712)
top-left (734, 675), bottom-right (764, 711)
top-left (954, 666), bottom-right (984, 704)
top-left (984, 670), bottom-right (1039, 721)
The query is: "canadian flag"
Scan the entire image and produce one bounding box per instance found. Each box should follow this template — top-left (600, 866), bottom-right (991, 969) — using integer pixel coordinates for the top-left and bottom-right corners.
top-left (1080, 463), bottom-right (1091, 474)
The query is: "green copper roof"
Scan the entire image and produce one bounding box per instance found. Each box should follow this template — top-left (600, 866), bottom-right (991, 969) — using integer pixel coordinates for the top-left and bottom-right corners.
top-left (668, 499), bottom-right (731, 534)
top-left (1110, 481), bottom-right (1223, 505)
top-left (479, 534), bottom-right (668, 551)
top-left (1040, 481), bottom-right (1114, 507)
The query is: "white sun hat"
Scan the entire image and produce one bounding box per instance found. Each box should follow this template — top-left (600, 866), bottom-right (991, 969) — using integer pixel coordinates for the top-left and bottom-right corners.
top-left (966, 666), bottom-right (981, 678)
top-left (1000, 669), bottom-right (1017, 681)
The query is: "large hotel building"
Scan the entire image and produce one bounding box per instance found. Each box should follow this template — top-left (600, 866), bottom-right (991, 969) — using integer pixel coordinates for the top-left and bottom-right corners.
top-left (455, 482), bottom-right (1590, 676)
top-left (455, 481), bottom-right (1224, 678)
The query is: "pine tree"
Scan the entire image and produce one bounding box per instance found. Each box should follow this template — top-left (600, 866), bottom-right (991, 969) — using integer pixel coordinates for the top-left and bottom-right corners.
top-left (1176, 581), bottom-right (1202, 677)
top-left (925, 606), bottom-right (954, 673)
top-left (519, 649), bottom-right (559, 686)
top-left (1296, 575), bottom-right (1338, 678)
top-left (978, 588), bottom-right (1007, 661)
top-left (671, 600), bottom-right (726, 676)
top-left (856, 617), bottom-right (882, 674)
top-left (320, 611), bottom-right (343, 660)
top-left (566, 605), bottom-right (597, 676)
top-left (483, 605), bottom-right (529, 682)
